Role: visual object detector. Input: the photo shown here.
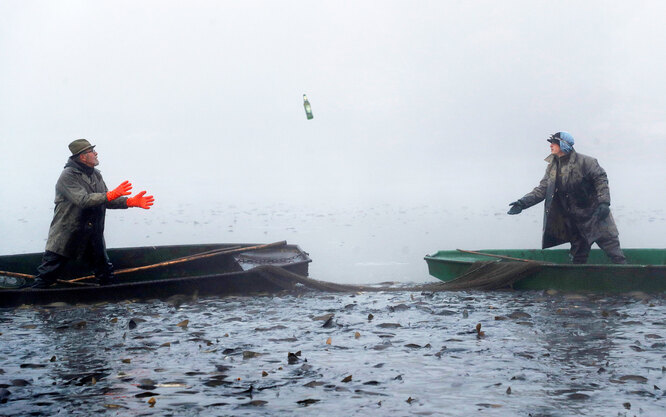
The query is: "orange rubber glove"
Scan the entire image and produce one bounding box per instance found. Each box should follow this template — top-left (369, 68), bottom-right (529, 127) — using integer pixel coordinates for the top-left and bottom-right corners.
top-left (107, 180), bottom-right (132, 201)
top-left (127, 191), bottom-right (155, 209)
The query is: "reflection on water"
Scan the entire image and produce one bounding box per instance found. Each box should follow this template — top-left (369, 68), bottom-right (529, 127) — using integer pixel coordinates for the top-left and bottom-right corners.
top-left (1, 290), bottom-right (664, 416)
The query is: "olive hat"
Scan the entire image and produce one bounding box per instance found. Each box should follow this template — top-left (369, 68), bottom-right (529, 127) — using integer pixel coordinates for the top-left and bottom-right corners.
top-left (68, 139), bottom-right (95, 156)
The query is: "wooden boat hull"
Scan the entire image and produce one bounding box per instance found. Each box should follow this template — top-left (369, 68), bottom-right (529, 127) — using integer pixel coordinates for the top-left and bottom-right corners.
top-left (0, 243), bottom-right (311, 307)
top-left (424, 248), bottom-right (666, 293)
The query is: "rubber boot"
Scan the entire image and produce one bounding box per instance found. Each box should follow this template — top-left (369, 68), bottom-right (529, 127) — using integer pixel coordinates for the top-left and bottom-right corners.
top-left (97, 272), bottom-right (117, 286)
top-left (30, 277), bottom-right (55, 289)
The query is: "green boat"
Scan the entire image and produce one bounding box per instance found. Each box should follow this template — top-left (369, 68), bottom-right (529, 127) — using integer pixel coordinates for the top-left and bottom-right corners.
top-left (424, 248), bottom-right (666, 293)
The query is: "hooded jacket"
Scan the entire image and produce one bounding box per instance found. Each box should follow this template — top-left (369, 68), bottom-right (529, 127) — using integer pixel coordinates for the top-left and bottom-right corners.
top-left (44, 159), bottom-right (128, 257)
top-left (519, 151), bottom-right (620, 249)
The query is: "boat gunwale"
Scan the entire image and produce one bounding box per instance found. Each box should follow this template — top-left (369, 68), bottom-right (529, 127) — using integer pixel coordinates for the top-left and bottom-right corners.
top-left (0, 242), bottom-right (308, 259)
top-left (424, 256), bottom-right (666, 269)
top-left (424, 249), bottom-right (666, 269)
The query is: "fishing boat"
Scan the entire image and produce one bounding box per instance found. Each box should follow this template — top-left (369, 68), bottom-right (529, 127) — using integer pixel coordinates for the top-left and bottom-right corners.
top-left (0, 241), bottom-right (311, 308)
top-left (424, 248), bottom-right (666, 293)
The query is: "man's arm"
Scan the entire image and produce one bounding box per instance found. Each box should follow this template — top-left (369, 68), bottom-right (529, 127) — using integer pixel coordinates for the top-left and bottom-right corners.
top-left (57, 170), bottom-right (108, 208)
top-left (587, 157), bottom-right (611, 205)
top-left (519, 170), bottom-right (550, 209)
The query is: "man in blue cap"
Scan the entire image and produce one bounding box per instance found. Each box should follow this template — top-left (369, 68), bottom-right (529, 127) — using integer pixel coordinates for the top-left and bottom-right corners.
top-left (507, 132), bottom-right (626, 264)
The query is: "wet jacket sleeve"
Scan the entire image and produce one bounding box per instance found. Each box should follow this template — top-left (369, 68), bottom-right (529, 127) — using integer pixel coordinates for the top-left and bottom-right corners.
top-left (519, 168), bottom-right (550, 208)
top-left (585, 157), bottom-right (611, 205)
top-left (107, 197), bottom-right (129, 209)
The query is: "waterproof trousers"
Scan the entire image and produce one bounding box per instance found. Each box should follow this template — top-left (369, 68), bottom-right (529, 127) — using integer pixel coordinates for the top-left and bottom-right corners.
top-left (569, 234), bottom-right (626, 264)
top-left (33, 242), bottom-right (115, 286)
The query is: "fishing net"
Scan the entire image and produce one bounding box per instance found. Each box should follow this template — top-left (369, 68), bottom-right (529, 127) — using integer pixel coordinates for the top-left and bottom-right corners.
top-left (256, 261), bottom-right (543, 293)
top-left (0, 275), bottom-right (26, 289)
top-left (256, 266), bottom-right (381, 293)
top-left (1, 259), bottom-right (542, 294)
top-left (407, 261), bottom-right (543, 291)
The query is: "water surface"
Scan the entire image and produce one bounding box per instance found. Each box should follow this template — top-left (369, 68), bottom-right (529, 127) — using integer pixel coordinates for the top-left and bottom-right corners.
top-left (1, 289), bottom-right (664, 416)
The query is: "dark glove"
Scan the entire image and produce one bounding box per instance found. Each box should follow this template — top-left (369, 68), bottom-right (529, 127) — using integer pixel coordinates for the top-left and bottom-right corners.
top-left (507, 200), bottom-right (524, 215)
top-left (595, 202), bottom-right (610, 220)
top-left (127, 191), bottom-right (155, 209)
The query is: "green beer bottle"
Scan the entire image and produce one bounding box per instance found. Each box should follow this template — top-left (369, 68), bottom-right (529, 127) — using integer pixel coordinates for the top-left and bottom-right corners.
top-left (303, 94), bottom-right (313, 120)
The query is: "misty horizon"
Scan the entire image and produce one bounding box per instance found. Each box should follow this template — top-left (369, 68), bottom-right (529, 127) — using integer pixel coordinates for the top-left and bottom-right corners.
top-left (1, 1), bottom-right (664, 282)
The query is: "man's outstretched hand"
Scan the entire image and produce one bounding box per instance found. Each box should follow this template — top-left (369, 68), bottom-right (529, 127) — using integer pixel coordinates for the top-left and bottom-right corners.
top-left (127, 191), bottom-right (155, 209)
top-left (107, 180), bottom-right (132, 201)
top-left (507, 200), bottom-right (524, 215)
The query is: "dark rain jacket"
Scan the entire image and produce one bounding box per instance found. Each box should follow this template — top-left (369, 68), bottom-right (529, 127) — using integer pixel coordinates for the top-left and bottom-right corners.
top-left (519, 151), bottom-right (619, 249)
top-left (44, 159), bottom-right (128, 258)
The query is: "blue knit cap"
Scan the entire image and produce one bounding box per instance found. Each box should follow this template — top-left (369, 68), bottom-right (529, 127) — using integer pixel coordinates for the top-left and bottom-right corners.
top-left (549, 131), bottom-right (575, 154)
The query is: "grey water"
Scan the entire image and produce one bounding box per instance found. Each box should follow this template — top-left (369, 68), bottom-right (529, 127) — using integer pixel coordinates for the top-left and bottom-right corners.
top-left (1, 202), bottom-right (665, 415)
top-left (1, 290), bottom-right (664, 416)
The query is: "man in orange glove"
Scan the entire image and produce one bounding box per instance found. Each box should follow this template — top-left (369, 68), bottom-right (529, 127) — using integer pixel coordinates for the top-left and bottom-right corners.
top-left (30, 139), bottom-right (155, 289)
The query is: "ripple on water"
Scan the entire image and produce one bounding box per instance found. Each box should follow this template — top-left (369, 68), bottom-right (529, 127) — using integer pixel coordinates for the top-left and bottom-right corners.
top-left (0, 291), bottom-right (664, 416)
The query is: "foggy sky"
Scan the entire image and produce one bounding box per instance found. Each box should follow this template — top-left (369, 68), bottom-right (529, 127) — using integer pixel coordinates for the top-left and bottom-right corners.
top-left (1, 1), bottom-right (664, 267)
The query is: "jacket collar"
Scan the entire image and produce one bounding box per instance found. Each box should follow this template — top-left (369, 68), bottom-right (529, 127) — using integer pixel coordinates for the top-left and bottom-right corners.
top-left (545, 150), bottom-right (577, 164)
top-left (65, 158), bottom-right (96, 176)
